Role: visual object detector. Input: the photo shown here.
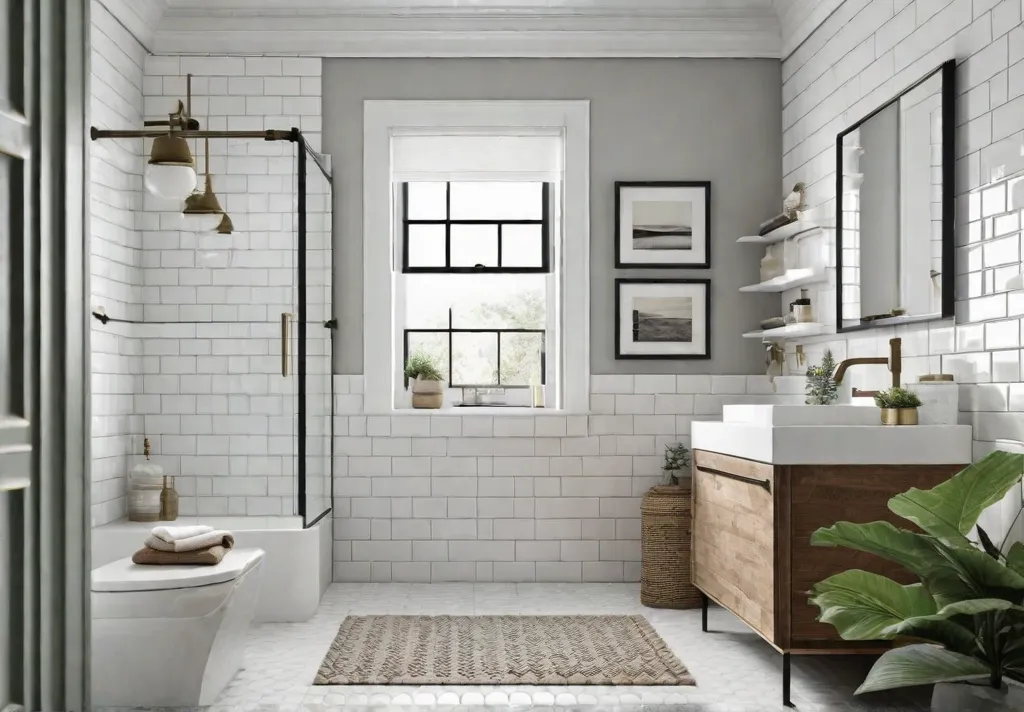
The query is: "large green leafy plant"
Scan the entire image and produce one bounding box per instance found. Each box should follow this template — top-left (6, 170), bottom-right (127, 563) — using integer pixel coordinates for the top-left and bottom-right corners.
top-left (809, 451), bottom-right (1024, 694)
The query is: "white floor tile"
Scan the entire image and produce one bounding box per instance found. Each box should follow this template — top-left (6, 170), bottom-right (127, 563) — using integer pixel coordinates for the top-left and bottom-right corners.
top-left (205, 583), bottom-right (929, 711)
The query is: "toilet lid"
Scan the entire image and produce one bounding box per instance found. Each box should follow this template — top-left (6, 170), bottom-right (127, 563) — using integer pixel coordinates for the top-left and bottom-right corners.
top-left (91, 548), bottom-right (264, 592)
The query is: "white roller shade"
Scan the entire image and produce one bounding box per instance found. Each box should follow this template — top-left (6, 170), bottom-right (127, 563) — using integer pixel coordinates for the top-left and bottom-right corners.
top-left (391, 133), bottom-right (564, 182)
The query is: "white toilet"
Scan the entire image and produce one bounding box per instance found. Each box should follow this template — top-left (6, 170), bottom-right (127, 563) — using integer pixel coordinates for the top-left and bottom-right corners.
top-left (91, 548), bottom-right (265, 708)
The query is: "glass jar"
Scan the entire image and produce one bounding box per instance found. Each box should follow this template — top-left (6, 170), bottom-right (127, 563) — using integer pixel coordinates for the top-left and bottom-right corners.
top-left (128, 464), bottom-right (164, 522)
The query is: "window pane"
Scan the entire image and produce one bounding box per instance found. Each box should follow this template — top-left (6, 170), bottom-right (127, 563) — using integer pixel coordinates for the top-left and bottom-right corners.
top-left (451, 225), bottom-right (498, 268)
top-left (404, 274), bottom-right (546, 329)
top-left (463, 283), bottom-right (546, 329)
top-left (406, 182), bottom-right (447, 219)
top-left (406, 332), bottom-right (450, 383)
top-left (499, 333), bottom-right (544, 386)
top-left (501, 224), bottom-right (544, 267)
top-left (452, 332), bottom-right (497, 386)
top-left (449, 182), bottom-right (543, 220)
top-left (407, 224), bottom-right (446, 268)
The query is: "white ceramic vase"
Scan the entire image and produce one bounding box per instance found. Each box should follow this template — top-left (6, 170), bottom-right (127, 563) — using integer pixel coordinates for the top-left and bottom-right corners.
top-left (931, 681), bottom-right (1023, 712)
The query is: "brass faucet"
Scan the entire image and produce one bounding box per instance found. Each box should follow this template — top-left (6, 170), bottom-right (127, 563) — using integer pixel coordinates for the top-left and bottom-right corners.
top-left (832, 337), bottom-right (902, 398)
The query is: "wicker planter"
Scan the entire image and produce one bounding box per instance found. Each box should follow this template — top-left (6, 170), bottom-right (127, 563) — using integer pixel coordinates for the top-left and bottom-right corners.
top-left (410, 377), bottom-right (444, 409)
top-left (640, 482), bottom-right (701, 609)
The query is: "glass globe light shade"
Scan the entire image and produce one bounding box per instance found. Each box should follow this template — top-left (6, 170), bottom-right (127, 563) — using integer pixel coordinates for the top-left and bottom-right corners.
top-left (180, 209), bottom-right (222, 232)
top-left (144, 163), bottom-right (197, 200)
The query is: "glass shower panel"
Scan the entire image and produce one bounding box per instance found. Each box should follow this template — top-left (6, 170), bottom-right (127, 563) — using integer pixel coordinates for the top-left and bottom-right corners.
top-left (302, 141), bottom-right (333, 526)
top-left (180, 136), bottom-right (300, 520)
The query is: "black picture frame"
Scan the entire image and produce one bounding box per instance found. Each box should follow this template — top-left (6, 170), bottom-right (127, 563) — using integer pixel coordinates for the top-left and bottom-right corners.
top-left (615, 181), bottom-right (712, 269)
top-left (615, 278), bottom-right (711, 360)
top-left (835, 59), bottom-right (956, 333)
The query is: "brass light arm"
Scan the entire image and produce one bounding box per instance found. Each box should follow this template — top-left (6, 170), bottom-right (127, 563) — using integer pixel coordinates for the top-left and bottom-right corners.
top-left (143, 117), bottom-right (201, 130)
top-left (90, 128), bottom-right (295, 141)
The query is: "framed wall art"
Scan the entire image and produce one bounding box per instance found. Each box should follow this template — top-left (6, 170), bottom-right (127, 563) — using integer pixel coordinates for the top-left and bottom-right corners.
top-left (615, 278), bottom-right (711, 360)
top-left (615, 181), bottom-right (711, 268)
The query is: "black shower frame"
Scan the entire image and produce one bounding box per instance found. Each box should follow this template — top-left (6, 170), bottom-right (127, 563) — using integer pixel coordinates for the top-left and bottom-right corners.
top-left (89, 126), bottom-right (334, 529)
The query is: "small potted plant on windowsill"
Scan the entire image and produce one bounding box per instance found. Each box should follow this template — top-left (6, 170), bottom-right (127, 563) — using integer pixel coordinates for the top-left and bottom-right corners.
top-left (404, 352), bottom-right (445, 409)
top-left (874, 386), bottom-right (922, 425)
top-left (640, 443), bottom-right (700, 610)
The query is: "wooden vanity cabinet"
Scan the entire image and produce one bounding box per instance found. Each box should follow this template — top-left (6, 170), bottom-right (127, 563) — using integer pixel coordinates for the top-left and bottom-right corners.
top-left (691, 449), bottom-right (966, 653)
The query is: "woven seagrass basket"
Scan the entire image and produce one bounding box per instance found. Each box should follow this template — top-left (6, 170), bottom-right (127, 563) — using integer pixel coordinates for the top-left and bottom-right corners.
top-left (640, 482), bottom-right (701, 609)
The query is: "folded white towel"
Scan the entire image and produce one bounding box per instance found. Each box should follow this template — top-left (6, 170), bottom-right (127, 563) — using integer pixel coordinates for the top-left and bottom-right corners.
top-left (145, 529), bottom-right (234, 553)
top-left (150, 525), bottom-right (214, 543)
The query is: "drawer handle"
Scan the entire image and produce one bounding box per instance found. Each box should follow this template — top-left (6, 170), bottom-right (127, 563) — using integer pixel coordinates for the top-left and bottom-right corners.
top-left (696, 465), bottom-right (771, 492)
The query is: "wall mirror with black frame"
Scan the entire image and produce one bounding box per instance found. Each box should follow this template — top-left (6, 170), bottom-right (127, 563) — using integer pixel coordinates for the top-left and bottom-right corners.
top-left (836, 59), bottom-right (956, 333)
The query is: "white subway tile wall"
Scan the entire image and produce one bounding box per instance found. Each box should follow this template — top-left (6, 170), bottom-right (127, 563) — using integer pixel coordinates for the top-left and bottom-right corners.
top-left (781, 4), bottom-right (1024, 456)
top-left (90, 1), bottom-right (146, 526)
top-left (330, 374), bottom-right (793, 583)
top-left (144, 55), bottom-right (329, 519)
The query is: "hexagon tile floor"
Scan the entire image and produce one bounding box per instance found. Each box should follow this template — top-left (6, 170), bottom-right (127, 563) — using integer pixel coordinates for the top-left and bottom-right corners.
top-left (118, 583), bottom-right (932, 712)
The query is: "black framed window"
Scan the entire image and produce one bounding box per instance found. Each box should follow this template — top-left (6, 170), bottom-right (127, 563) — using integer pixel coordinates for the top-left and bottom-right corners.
top-left (404, 309), bottom-right (546, 389)
top-left (402, 181), bottom-right (551, 273)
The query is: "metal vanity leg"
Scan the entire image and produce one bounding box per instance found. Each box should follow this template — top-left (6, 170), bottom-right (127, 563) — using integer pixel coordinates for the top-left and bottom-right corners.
top-left (782, 652), bottom-right (793, 707)
top-left (700, 592), bottom-right (708, 632)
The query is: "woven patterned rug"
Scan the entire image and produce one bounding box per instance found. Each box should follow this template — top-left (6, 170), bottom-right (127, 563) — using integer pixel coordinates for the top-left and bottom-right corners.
top-left (313, 615), bottom-right (694, 686)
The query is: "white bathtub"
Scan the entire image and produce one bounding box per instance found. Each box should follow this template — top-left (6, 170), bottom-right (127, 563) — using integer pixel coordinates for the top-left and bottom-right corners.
top-left (91, 515), bottom-right (332, 623)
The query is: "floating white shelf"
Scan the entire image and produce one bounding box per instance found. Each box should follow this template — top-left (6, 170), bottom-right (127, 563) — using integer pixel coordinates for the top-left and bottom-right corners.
top-left (739, 268), bottom-right (826, 293)
top-left (743, 322), bottom-right (827, 340)
top-left (737, 221), bottom-right (823, 245)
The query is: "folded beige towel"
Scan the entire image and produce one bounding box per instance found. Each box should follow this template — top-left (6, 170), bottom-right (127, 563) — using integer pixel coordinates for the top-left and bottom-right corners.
top-left (151, 524), bottom-right (214, 542)
top-left (145, 530), bottom-right (234, 553)
top-left (132, 545), bottom-right (227, 566)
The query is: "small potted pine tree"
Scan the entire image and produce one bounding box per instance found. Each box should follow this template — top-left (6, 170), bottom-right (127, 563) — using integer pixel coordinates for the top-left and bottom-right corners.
top-left (404, 351), bottom-right (445, 409)
top-left (640, 443), bottom-right (700, 610)
top-left (805, 349), bottom-right (840, 405)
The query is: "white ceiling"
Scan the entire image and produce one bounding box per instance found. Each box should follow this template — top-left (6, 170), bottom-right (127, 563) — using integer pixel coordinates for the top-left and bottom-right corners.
top-left (105, 0), bottom-right (832, 58)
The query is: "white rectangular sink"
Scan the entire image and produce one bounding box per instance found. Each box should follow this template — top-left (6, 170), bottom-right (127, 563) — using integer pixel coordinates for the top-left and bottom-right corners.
top-left (694, 406), bottom-right (973, 465)
top-left (723, 404), bottom-right (880, 427)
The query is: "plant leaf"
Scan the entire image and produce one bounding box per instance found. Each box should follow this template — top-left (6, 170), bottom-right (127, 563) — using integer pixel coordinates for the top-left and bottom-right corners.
top-left (882, 599), bottom-right (1017, 655)
top-left (855, 644), bottom-right (990, 694)
top-left (888, 451), bottom-right (1024, 543)
top-left (811, 521), bottom-right (945, 580)
top-left (1008, 542), bottom-right (1024, 577)
top-left (923, 537), bottom-right (1024, 604)
top-left (976, 525), bottom-right (1003, 560)
top-left (883, 618), bottom-right (978, 656)
top-left (809, 570), bottom-right (936, 640)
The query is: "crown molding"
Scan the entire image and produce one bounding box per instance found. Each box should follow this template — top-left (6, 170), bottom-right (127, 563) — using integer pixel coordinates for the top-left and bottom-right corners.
top-left (149, 3), bottom-right (782, 57)
top-left (775, 0), bottom-right (843, 59)
top-left (97, 0), bottom-right (168, 51)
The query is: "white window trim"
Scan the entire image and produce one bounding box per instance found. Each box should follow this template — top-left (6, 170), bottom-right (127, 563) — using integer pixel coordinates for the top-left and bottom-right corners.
top-left (363, 100), bottom-right (591, 414)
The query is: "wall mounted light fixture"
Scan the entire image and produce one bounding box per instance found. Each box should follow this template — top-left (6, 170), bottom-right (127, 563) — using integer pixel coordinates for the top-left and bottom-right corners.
top-left (143, 77), bottom-right (200, 200)
top-left (182, 137), bottom-right (229, 232)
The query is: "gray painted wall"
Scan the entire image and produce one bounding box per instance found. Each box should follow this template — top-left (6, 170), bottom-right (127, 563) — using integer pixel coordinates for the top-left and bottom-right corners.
top-left (323, 58), bottom-right (782, 375)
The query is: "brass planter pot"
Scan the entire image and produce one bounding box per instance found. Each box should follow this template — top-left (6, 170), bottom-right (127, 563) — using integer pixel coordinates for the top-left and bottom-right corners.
top-left (880, 407), bottom-right (919, 425)
top-left (898, 407), bottom-right (919, 425)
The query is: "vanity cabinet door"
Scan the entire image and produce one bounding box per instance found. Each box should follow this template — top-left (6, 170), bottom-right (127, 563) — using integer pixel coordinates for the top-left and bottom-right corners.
top-left (692, 451), bottom-right (777, 644)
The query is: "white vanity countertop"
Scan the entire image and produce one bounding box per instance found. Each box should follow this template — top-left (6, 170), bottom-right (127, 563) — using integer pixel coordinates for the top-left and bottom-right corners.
top-left (691, 421), bottom-right (973, 465)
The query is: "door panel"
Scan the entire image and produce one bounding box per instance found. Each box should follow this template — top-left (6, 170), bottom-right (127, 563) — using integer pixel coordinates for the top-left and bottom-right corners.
top-left (0, 0), bottom-right (30, 708)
